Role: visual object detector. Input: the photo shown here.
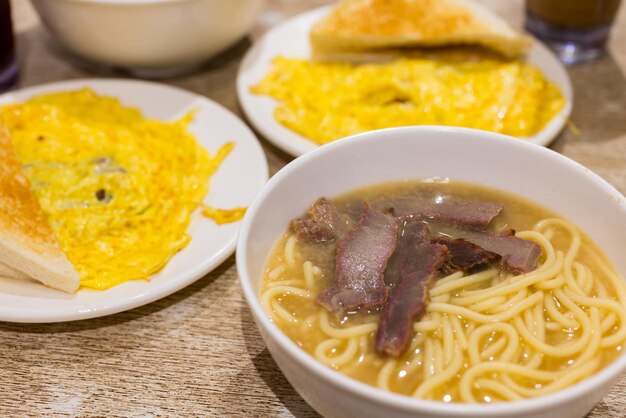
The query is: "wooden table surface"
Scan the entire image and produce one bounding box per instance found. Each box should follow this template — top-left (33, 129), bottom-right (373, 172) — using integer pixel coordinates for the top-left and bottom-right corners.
top-left (3, 0), bottom-right (626, 416)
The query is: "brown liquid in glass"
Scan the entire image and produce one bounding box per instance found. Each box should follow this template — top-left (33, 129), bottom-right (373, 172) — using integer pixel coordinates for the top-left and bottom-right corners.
top-left (526, 0), bottom-right (621, 29)
top-left (0, 0), bottom-right (17, 90)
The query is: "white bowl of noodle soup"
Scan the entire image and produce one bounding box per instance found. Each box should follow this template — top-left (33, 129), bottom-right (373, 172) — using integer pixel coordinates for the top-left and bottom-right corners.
top-left (236, 126), bottom-right (626, 418)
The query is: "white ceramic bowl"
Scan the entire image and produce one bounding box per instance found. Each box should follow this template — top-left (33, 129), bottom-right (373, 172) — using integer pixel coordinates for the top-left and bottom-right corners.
top-left (237, 126), bottom-right (626, 418)
top-left (31, 0), bottom-right (263, 74)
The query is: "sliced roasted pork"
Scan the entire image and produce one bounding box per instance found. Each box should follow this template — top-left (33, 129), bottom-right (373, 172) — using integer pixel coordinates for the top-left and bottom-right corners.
top-left (431, 237), bottom-right (502, 273)
top-left (432, 224), bottom-right (541, 274)
top-left (375, 243), bottom-right (449, 357)
top-left (384, 219), bottom-right (430, 288)
top-left (317, 206), bottom-right (397, 313)
top-left (395, 197), bottom-right (504, 227)
top-left (290, 197), bottom-right (353, 242)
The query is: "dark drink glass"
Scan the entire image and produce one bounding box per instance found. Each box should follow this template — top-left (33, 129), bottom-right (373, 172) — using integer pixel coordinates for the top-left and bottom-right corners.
top-left (525, 0), bottom-right (622, 64)
top-left (0, 0), bottom-right (17, 91)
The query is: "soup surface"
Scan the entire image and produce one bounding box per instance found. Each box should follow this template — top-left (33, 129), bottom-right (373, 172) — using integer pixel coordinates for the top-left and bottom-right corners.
top-left (260, 180), bottom-right (626, 403)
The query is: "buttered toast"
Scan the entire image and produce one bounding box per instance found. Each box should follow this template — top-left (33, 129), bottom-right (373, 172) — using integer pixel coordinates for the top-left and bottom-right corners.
top-left (0, 125), bottom-right (79, 293)
top-left (311, 0), bottom-right (533, 62)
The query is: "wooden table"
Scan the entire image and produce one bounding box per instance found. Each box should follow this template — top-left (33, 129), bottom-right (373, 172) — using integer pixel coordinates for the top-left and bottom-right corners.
top-left (3, 0), bottom-right (626, 416)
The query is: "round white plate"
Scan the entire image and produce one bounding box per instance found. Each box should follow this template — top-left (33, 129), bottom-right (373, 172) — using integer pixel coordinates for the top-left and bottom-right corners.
top-left (0, 79), bottom-right (269, 323)
top-left (237, 6), bottom-right (574, 157)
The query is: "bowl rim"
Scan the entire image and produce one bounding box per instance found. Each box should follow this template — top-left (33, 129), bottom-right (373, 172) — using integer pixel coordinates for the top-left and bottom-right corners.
top-left (236, 125), bottom-right (626, 416)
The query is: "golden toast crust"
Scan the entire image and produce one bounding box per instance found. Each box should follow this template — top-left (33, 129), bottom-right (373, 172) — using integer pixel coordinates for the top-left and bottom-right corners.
top-left (311, 0), bottom-right (532, 59)
top-left (0, 124), bottom-right (79, 293)
top-left (315, 0), bottom-right (485, 39)
top-left (0, 125), bottom-right (61, 255)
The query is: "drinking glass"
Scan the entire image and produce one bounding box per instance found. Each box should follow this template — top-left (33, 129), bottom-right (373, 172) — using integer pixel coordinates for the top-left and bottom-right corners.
top-left (525, 0), bottom-right (622, 64)
top-left (0, 0), bottom-right (18, 92)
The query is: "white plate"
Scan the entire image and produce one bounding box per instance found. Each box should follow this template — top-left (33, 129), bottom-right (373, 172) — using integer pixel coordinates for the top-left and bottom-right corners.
top-left (237, 6), bottom-right (574, 157)
top-left (0, 79), bottom-right (268, 323)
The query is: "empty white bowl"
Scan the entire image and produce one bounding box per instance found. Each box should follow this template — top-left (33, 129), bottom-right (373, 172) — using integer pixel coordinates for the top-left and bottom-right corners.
top-left (31, 0), bottom-right (263, 75)
top-left (236, 126), bottom-right (626, 418)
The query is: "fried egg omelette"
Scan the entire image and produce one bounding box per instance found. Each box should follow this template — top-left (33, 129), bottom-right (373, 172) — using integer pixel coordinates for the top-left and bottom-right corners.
top-left (1, 89), bottom-right (232, 290)
top-left (252, 56), bottom-right (566, 145)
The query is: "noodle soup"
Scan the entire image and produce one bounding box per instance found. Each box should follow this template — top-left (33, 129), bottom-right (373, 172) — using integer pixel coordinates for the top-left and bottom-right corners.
top-left (260, 180), bottom-right (626, 403)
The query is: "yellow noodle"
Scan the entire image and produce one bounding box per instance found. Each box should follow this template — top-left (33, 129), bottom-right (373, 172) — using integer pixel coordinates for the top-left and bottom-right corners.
top-left (450, 253), bottom-right (562, 305)
top-left (414, 314), bottom-right (441, 332)
top-left (414, 346), bottom-right (464, 399)
top-left (430, 269), bottom-right (497, 296)
top-left (450, 315), bottom-right (469, 350)
top-left (377, 360), bottom-right (397, 392)
top-left (271, 301), bottom-right (299, 324)
top-left (534, 302), bottom-right (546, 341)
top-left (315, 337), bottom-right (360, 368)
top-left (534, 272), bottom-right (565, 290)
top-left (563, 288), bottom-right (626, 347)
top-left (430, 291), bottom-right (544, 324)
top-left (265, 279), bottom-right (307, 288)
top-left (432, 271), bottom-right (465, 287)
top-left (312, 265), bottom-right (323, 276)
top-left (404, 349), bottom-right (424, 376)
top-left (460, 358), bottom-right (600, 403)
top-left (488, 288), bottom-right (529, 313)
top-left (468, 323), bottom-right (519, 365)
top-left (442, 317), bottom-right (455, 364)
top-left (545, 293), bottom-right (579, 329)
top-left (575, 307), bottom-right (602, 365)
top-left (513, 311), bottom-right (591, 357)
top-left (423, 338), bottom-right (435, 381)
top-left (319, 310), bottom-right (378, 338)
top-left (261, 285), bottom-right (313, 319)
top-left (301, 314), bottom-right (317, 332)
top-left (268, 264), bottom-right (286, 280)
top-left (545, 321), bottom-right (563, 332)
top-left (575, 262), bottom-right (594, 296)
top-left (481, 335), bottom-right (508, 359)
top-left (433, 339), bottom-right (444, 374)
top-left (407, 331), bottom-right (428, 355)
top-left (587, 245), bottom-right (626, 304)
top-left (468, 295), bottom-right (508, 312)
top-left (475, 378), bottom-right (523, 401)
top-left (601, 313), bottom-right (617, 334)
top-left (303, 261), bottom-right (316, 291)
top-left (284, 235), bottom-right (297, 267)
top-left (430, 294), bottom-right (450, 303)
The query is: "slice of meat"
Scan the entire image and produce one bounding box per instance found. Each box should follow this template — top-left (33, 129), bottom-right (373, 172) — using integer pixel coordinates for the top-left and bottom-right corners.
top-left (435, 225), bottom-right (541, 274)
top-left (397, 197), bottom-right (504, 227)
top-left (290, 197), bottom-right (353, 242)
top-left (431, 237), bottom-right (501, 273)
top-left (463, 230), bottom-right (541, 274)
top-left (421, 199), bottom-right (504, 227)
top-left (317, 206), bottom-right (398, 313)
top-left (375, 243), bottom-right (449, 357)
top-left (384, 219), bottom-right (430, 288)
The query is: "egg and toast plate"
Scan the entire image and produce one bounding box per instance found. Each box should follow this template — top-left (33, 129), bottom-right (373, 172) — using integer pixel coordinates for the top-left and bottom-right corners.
top-left (237, 6), bottom-right (574, 157)
top-left (0, 79), bottom-right (268, 323)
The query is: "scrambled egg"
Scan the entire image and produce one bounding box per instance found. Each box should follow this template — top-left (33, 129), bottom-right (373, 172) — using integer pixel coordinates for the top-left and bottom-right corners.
top-left (1, 89), bottom-right (232, 290)
top-left (252, 57), bottom-right (566, 144)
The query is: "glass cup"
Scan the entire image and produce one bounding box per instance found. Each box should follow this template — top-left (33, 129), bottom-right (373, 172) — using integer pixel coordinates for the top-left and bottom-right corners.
top-left (525, 0), bottom-right (622, 64)
top-left (0, 0), bottom-right (18, 92)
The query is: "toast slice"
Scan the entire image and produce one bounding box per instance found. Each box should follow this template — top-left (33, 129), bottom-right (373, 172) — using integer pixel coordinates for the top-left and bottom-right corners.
top-left (311, 0), bottom-right (533, 62)
top-left (0, 125), bottom-right (80, 293)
